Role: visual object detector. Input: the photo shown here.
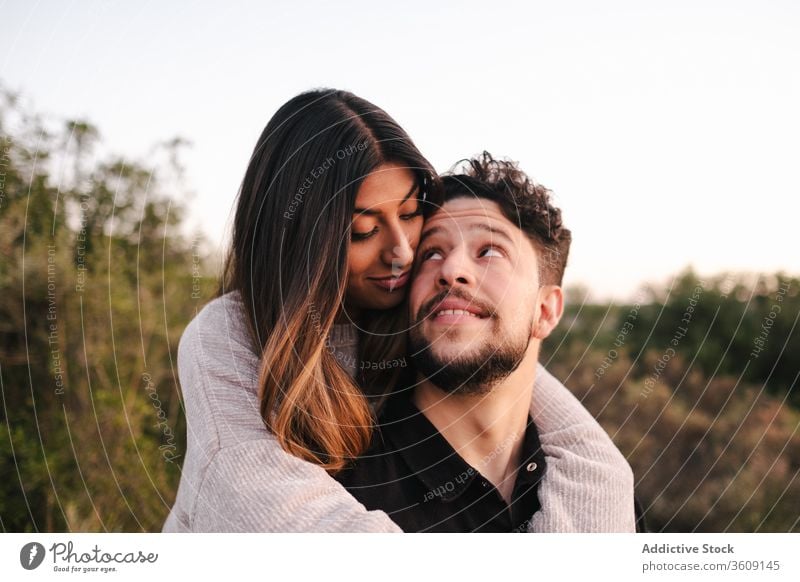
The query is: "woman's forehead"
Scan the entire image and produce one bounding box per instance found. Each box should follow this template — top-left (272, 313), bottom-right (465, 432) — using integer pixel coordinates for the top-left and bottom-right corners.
top-left (354, 164), bottom-right (418, 209)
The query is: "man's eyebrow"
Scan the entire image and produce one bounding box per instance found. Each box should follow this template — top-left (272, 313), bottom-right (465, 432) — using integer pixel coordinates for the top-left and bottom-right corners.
top-left (353, 183), bottom-right (420, 216)
top-left (419, 225), bottom-right (444, 245)
top-left (469, 223), bottom-right (515, 246)
top-left (419, 222), bottom-right (516, 247)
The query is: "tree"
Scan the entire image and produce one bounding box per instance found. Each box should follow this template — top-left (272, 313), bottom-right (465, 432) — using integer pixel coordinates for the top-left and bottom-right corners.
top-left (0, 85), bottom-right (214, 531)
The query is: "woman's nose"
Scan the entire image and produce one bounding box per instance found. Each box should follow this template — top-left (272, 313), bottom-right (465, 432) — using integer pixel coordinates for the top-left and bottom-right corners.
top-left (382, 229), bottom-right (414, 270)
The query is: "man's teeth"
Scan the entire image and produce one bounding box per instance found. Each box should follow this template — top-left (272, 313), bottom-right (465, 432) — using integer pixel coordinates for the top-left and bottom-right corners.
top-left (435, 309), bottom-right (481, 318)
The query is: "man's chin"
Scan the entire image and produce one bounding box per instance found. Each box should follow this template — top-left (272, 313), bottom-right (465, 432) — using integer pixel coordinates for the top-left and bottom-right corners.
top-left (409, 330), bottom-right (531, 395)
top-left (410, 346), bottom-right (511, 395)
top-left (424, 345), bottom-right (486, 366)
top-left (422, 324), bottom-right (489, 348)
top-left (415, 359), bottom-right (495, 396)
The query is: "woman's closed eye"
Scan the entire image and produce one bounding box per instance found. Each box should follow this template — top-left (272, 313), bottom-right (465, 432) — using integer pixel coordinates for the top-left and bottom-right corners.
top-left (400, 208), bottom-right (423, 221)
top-left (351, 207), bottom-right (421, 242)
top-left (351, 226), bottom-right (378, 241)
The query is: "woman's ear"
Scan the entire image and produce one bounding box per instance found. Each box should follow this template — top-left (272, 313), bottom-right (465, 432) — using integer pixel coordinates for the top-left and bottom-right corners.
top-left (532, 285), bottom-right (564, 340)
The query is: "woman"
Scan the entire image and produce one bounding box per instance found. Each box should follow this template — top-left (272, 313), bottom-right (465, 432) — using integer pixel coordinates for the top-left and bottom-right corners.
top-left (162, 89), bottom-right (634, 532)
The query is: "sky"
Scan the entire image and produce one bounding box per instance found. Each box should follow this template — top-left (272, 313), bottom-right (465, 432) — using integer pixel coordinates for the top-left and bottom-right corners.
top-left (2, 0), bottom-right (798, 299)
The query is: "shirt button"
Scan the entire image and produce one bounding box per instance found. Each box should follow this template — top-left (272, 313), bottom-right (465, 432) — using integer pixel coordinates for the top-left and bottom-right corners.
top-left (526, 462), bottom-right (537, 472)
top-left (481, 481), bottom-right (488, 488)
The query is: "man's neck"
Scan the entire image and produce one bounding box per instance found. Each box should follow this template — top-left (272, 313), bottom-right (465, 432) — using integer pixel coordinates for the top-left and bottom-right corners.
top-left (412, 346), bottom-right (539, 504)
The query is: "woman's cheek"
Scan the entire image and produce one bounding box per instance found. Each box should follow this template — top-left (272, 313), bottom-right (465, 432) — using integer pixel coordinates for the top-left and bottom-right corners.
top-left (347, 241), bottom-right (373, 277)
top-left (408, 218), bottom-right (424, 252)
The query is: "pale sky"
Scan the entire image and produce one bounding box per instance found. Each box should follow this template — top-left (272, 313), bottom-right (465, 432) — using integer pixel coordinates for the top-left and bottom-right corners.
top-left (2, 0), bottom-right (798, 299)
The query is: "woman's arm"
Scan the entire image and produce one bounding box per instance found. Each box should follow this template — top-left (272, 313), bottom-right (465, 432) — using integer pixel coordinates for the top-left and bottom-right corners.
top-left (162, 294), bottom-right (401, 532)
top-left (528, 364), bottom-right (636, 532)
top-left (163, 294), bottom-right (633, 532)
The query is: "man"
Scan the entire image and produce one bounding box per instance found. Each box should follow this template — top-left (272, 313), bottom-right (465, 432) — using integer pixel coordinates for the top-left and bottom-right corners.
top-left (337, 152), bottom-right (637, 532)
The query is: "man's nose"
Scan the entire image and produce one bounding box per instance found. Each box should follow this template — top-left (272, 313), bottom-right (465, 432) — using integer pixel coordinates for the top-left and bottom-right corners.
top-left (436, 248), bottom-right (475, 289)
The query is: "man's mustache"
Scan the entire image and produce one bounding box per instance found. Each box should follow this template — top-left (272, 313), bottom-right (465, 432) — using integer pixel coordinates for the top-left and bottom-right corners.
top-left (416, 288), bottom-right (496, 321)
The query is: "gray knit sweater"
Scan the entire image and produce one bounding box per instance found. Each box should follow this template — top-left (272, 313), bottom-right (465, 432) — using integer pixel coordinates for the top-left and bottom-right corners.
top-left (162, 293), bottom-right (635, 532)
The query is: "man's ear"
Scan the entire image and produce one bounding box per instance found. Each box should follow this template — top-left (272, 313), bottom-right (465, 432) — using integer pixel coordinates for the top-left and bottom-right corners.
top-left (532, 285), bottom-right (564, 340)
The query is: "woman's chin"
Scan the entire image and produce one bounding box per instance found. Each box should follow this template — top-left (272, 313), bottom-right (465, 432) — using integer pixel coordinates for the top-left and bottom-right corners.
top-left (358, 291), bottom-right (408, 312)
top-left (375, 293), bottom-right (408, 310)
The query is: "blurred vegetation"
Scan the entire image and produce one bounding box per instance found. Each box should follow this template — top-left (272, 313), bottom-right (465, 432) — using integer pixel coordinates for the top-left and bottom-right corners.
top-left (0, 85), bottom-right (215, 532)
top-left (1, 86), bottom-right (797, 532)
top-left (543, 272), bottom-right (800, 532)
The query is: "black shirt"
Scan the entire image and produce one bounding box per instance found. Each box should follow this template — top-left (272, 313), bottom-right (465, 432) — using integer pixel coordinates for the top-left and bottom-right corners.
top-left (335, 391), bottom-right (547, 532)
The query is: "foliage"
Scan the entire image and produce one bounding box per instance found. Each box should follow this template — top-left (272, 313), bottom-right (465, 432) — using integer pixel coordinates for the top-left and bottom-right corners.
top-left (0, 86), bottom-right (215, 531)
top-left (543, 271), bottom-right (799, 532)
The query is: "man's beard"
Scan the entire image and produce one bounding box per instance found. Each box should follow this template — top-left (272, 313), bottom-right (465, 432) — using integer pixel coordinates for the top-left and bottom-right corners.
top-left (408, 314), bottom-right (532, 395)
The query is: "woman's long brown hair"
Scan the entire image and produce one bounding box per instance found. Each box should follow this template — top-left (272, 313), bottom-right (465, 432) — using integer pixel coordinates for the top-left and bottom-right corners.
top-left (220, 89), bottom-right (439, 472)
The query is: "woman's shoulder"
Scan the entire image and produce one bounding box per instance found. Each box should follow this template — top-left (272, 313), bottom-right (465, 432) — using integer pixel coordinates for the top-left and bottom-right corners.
top-left (177, 291), bottom-right (260, 397)
top-left (177, 291), bottom-right (265, 446)
top-left (180, 292), bottom-right (249, 353)
top-left (188, 290), bottom-right (246, 329)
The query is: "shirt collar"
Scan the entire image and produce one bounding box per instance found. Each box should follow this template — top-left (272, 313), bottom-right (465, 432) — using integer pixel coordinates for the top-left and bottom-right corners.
top-left (378, 389), bottom-right (545, 502)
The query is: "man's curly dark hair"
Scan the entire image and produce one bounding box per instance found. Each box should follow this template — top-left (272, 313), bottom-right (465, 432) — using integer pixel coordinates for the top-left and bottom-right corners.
top-left (440, 151), bottom-right (571, 285)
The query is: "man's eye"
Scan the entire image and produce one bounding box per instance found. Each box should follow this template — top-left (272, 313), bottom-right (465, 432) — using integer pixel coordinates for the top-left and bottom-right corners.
top-left (479, 247), bottom-right (503, 258)
top-left (421, 249), bottom-right (443, 261)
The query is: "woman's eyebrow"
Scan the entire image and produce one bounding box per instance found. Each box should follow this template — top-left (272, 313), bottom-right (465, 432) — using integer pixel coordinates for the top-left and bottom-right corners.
top-left (353, 183), bottom-right (419, 215)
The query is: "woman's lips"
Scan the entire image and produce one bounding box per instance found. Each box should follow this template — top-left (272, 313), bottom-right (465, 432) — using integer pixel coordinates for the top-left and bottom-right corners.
top-left (368, 270), bottom-right (410, 292)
